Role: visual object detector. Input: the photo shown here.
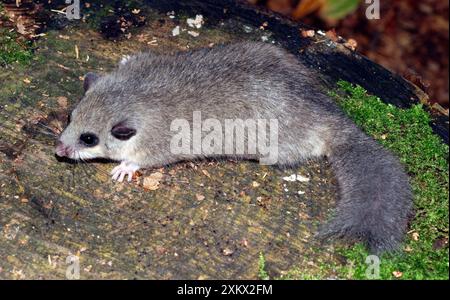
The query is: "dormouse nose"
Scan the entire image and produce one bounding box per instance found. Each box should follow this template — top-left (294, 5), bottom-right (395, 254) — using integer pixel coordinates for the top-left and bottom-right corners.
top-left (55, 140), bottom-right (69, 157)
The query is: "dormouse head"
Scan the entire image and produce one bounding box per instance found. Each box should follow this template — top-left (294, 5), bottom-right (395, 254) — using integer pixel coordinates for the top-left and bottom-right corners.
top-left (55, 72), bottom-right (138, 161)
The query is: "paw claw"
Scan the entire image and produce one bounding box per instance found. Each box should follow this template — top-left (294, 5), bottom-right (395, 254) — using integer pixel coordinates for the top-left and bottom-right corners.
top-left (111, 161), bottom-right (140, 183)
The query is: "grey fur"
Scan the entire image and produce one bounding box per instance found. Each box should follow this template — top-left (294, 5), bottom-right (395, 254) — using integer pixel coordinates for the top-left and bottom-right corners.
top-left (57, 42), bottom-right (413, 253)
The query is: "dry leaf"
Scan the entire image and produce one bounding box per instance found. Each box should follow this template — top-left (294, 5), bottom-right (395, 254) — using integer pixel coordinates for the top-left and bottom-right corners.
top-left (187, 15), bottom-right (204, 29)
top-left (188, 31), bottom-right (199, 37)
top-left (301, 29), bottom-right (315, 38)
top-left (137, 34), bottom-right (147, 43)
top-left (222, 248), bottom-right (234, 256)
top-left (16, 22), bottom-right (27, 35)
top-left (296, 174), bottom-right (310, 182)
top-left (57, 64), bottom-right (70, 71)
top-left (344, 38), bottom-right (358, 51)
top-left (392, 271), bottom-right (403, 278)
top-left (57, 96), bottom-right (68, 109)
top-left (172, 26), bottom-right (180, 36)
top-left (252, 181), bottom-right (260, 188)
top-left (143, 172), bottom-right (164, 190)
top-left (201, 169), bottom-right (211, 178)
top-left (195, 194), bottom-right (205, 201)
top-left (325, 29), bottom-right (339, 42)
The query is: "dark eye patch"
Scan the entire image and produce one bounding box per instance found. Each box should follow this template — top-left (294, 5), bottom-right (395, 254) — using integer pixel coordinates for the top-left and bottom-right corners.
top-left (79, 133), bottom-right (99, 147)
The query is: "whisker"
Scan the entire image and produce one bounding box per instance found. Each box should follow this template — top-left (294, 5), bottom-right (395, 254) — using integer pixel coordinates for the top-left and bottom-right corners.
top-left (0, 120), bottom-right (58, 145)
top-left (0, 141), bottom-right (141, 231)
top-left (75, 155), bottom-right (100, 218)
top-left (35, 122), bottom-right (61, 134)
top-left (34, 126), bottom-right (59, 137)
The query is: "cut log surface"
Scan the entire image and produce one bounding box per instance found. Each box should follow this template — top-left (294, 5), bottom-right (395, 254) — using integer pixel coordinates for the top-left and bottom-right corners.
top-left (0, 0), bottom-right (446, 279)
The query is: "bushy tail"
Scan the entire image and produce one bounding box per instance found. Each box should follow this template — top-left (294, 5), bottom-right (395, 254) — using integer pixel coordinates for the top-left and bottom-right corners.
top-left (320, 130), bottom-right (413, 254)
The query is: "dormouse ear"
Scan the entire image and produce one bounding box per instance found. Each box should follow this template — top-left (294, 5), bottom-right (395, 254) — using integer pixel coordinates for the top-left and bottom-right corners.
top-left (83, 72), bottom-right (100, 92)
top-left (111, 121), bottom-right (136, 141)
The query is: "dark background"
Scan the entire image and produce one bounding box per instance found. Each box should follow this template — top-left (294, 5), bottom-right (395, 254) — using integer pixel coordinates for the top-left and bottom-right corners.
top-left (250, 0), bottom-right (449, 109)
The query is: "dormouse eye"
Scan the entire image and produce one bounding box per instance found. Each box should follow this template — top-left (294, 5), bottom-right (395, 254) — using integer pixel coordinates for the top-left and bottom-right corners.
top-left (79, 133), bottom-right (99, 147)
top-left (67, 114), bottom-right (71, 124)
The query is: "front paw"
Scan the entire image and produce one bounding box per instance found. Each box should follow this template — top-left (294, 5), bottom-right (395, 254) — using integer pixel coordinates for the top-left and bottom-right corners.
top-left (110, 161), bottom-right (140, 182)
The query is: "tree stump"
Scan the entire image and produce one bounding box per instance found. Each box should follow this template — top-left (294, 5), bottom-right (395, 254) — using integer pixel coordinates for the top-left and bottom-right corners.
top-left (0, 0), bottom-right (446, 279)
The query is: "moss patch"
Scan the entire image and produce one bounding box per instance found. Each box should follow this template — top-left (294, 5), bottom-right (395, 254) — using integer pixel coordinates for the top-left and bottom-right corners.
top-left (0, 29), bottom-right (34, 66)
top-left (328, 81), bottom-right (449, 280)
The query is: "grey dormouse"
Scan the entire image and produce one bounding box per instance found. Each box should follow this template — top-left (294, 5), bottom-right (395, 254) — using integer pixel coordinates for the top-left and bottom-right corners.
top-left (56, 42), bottom-right (412, 253)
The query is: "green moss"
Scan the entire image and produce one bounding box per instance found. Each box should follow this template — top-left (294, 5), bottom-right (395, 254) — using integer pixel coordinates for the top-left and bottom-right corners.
top-left (0, 29), bottom-right (34, 66)
top-left (258, 252), bottom-right (270, 280)
top-left (328, 81), bottom-right (449, 280)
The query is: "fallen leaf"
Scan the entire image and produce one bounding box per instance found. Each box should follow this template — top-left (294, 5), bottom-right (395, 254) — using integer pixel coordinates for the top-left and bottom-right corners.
top-left (187, 14), bottom-right (204, 29)
top-left (155, 245), bottom-right (167, 255)
top-left (404, 245), bottom-right (413, 252)
top-left (325, 29), bottom-right (339, 42)
top-left (172, 26), bottom-right (180, 36)
top-left (17, 21), bottom-right (28, 35)
top-left (344, 38), bottom-right (358, 51)
top-left (301, 29), bottom-right (315, 38)
top-left (296, 174), bottom-right (310, 182)
top-left (392, 271), bottom-right (403, 278)
top-left (57, 96), bottom-right (68, 109)
top-left (195, 194), bottom-right (205, 201)
top-left (143, 172), bottom-right (164, 190)
top-left (137, 34), bottom-right (147, 43)
top-left (223, 248), bottom-right (234, 256)
top-left (57, 64), bottom-right (70, 71)
top-left (282, 174), bottom-right (297, 182)
top-left (188, 30), bottom-right (199, 37)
